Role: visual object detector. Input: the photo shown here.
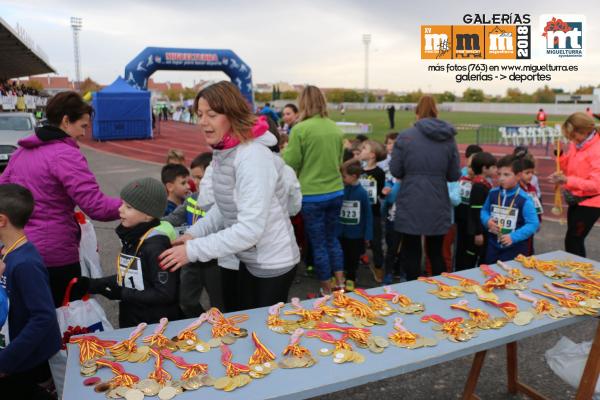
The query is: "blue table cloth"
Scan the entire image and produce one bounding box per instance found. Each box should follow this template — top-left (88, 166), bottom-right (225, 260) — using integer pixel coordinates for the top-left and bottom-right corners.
top-left (63, 251), bottom-right (598, 400)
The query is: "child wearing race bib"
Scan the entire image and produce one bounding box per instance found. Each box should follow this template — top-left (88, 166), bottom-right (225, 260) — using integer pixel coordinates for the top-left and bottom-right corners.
top-left (462, 152), bottom-right (497, 270)
top-left (162, 153), bottom-right (224, 317)
top-left (162, 163), bottom-right (191, 216)
top-left (337, 160), bottom-right (373, 292)
top-left (515, 150), bottom-right (543, 255)
top-left (76, 178), bottom-right (181, 328)
top-left (455, 144), bottom-right (483, 270)
top-left (0, 184), bottom-right (61, 397)
top-left (481, 155), bottom-right (540, 263)
top-left (358, 140), bottom-right (387, 283)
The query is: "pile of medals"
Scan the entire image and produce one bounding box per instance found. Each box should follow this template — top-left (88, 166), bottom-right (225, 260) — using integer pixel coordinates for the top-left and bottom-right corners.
top-left (421, 314), bottom-right (477, 342)
top-left (71, 253), bottom-right (599, 399)
top-left (388, 317), bottom-right (437, 349)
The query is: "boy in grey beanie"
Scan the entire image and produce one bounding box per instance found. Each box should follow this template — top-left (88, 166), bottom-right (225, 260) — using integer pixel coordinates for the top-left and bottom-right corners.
top-left (74, 177), bottom-right (181, 327)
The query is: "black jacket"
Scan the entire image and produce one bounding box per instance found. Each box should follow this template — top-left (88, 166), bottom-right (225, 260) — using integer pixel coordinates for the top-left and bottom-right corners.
top-left (390, 118), bottom-right (460, 235)
top-left (92, 220), bottom-right (181, 328)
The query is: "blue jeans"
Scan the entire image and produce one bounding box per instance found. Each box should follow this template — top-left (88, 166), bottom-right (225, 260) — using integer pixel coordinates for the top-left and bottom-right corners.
top-left (302, 196), bottom-right (344, 281)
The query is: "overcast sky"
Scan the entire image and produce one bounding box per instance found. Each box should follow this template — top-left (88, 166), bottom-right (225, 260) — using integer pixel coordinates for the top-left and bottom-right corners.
top-left (2, 0), bottom-right (599, 95)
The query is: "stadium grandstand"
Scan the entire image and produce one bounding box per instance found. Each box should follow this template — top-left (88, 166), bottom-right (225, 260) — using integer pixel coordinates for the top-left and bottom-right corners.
top-left (0, 16), bottom-right (55, 111)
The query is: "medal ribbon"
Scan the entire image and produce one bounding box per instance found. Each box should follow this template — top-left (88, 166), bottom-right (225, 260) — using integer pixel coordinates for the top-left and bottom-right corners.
top-left (249, 332), bottom-right (277, 365)
top-left (110, 323), bottom-right (147, 357)
top-left (221, 344), bottom-right (250, 377)
top-left (143, 318), bottom-right (170, 348)
top-left (69, 335), bottom-right (118, 364)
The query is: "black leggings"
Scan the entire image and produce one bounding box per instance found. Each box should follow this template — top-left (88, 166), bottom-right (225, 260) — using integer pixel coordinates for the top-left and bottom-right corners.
top-left (47, 263), bottom-right (81, 308)
top-left (340, 237), bottom-right (364, 282)
top-left (220, 268), bottom-right (241, 313)
top-left (565, 205), bottom-right (600, 257)
top-left (239, 263), bottom-right (297, 310)
top-left (401, 234), bottom-right (445, 280)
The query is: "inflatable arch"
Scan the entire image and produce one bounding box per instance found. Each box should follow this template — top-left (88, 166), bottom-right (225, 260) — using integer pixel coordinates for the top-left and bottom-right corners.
top-left (124, 47), bottom-right (254, 106)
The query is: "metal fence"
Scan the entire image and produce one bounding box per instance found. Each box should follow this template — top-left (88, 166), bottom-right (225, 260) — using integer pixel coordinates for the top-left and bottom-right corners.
top-left (474, 124), bottom-right (565, 155)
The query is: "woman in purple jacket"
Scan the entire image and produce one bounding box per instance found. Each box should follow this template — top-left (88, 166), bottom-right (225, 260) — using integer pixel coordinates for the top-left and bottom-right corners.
top-left (0, 91), bottom-right (121, 306)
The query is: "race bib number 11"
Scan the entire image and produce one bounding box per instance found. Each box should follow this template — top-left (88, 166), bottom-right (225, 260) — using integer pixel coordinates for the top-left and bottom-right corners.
top-left (118, 254), bottom-right (145, 291)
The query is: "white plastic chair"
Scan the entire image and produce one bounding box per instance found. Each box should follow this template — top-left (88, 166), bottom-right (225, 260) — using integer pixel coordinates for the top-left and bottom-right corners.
top-left (517, 127), bottom-right (529, 146)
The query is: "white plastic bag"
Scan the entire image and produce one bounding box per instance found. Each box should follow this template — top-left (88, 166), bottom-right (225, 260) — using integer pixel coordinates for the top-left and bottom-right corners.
top-left (545, 336), bottom-right (600, 399)
top-left (77, 212), bottom-right (103, 278)
top-left (50, 278), bottom-right (113, 398)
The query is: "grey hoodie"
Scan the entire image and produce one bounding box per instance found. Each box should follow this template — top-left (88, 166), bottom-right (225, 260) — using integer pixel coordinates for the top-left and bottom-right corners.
top-left (389, 118), bottom-right (461, 236)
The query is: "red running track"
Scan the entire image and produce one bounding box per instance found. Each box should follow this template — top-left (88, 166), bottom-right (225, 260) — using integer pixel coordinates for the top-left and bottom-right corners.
top-left (80, 120), bottom-right (210, 165)
top-left (80, 122), bottom-right (566, 221)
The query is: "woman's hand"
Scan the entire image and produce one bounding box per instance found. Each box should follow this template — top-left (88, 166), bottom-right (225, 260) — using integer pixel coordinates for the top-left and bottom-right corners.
top-left (159, 245), bottom-right (190, 272)
top-left (548, 172), bottom-right (567, 185)
top-left (172, 233), bottom-right (193, 246)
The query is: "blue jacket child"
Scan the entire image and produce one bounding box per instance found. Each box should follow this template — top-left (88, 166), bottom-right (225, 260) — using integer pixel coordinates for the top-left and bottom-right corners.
top-left (338, 183), bottom-right (373, 240)
top-left (481, 186), bottom-right (539, 263)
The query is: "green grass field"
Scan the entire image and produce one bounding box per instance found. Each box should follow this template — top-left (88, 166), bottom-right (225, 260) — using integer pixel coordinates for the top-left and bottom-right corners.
top-left (327, 109), bottom-right (563, 144)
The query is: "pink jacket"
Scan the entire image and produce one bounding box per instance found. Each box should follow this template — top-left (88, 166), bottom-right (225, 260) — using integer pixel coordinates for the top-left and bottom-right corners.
top-left (0, 135), bottom-right (121, 267)
top-left (559, 132), bottom-right (600, 208)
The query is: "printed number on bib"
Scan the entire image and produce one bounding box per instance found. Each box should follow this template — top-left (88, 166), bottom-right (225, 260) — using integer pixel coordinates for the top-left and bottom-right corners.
top-left (360, 178), bottom-right (378, 205)
top-left (340, 200), bottom-right (361, 225)
top-left (118, 254), bottom-right (145, 291)
top-left (459, 181), bottom-right (472, 205)
top-left (491, 205), bottom-right (519, 235)
top-left (530, 193), bottom-right (543, 215)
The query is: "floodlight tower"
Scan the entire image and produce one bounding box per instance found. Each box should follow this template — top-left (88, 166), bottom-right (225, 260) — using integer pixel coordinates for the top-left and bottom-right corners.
top-left (70, 17), bottom-right (82, 91)
top-left (363, 34), bottom-right (371, 108)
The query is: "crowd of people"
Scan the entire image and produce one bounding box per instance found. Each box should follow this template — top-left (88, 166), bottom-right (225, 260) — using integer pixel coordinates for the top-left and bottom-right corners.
top-left (0, 80), bottom-right (40, 97)
top-left (0, 83), bottom-right (599, 398)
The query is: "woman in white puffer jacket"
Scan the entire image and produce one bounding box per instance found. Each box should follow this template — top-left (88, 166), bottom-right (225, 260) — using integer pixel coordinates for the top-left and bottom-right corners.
top-left (159, 81), bottom-right (300, 310)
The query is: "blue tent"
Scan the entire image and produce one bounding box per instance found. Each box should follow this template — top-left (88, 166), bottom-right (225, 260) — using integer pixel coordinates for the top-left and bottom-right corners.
top-left (92, 77), bottom-right (152, 141)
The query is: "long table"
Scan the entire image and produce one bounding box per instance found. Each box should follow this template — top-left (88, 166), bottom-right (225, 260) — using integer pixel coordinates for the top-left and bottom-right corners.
top-left (63, 251), bottom-right (600, 399)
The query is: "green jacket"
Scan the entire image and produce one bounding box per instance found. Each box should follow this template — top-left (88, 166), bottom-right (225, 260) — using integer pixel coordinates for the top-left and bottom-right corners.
top-left (283, 116), bottom-right (344, 196)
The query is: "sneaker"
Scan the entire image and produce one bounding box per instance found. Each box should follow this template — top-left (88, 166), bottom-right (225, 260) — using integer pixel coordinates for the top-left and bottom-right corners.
top-left (382, 273), bottom-right (393, 285)
top-left (369, 265), bottom-right (384, 283)
top-left (345, 280), bottom-right (355, 292)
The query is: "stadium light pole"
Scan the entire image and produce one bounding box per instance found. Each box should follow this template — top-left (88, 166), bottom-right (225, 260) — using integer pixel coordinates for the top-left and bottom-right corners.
top-left (363, 34), bottom-right (371, 109)
top-left (70, 17), bottom-right (82, 91)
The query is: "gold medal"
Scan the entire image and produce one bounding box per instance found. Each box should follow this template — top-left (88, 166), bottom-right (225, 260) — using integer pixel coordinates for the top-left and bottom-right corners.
top-left (214, 376), bottom-right (232, 390)
top-left (199, 375), bottom-right (216, 386)
top-left (318, 347), bottom-right (334, 356)
top-left (221, 335), bottom-right (236, 345)
top-left (124, 389), bottom-right (145, 400)
top-left (158, 386), bottom-right (178, 400)
top-left (94, 381), bottom-right (112, 393)
top-left (513, 311), bottom-right (534, 326)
